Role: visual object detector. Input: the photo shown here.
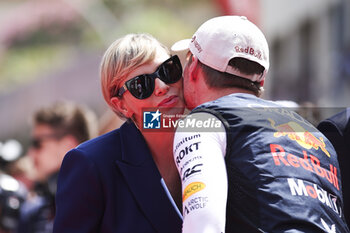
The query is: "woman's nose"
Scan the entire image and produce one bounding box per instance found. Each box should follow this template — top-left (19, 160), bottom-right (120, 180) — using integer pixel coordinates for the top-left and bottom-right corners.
top-left (153, 78), bottom-right (170, 96)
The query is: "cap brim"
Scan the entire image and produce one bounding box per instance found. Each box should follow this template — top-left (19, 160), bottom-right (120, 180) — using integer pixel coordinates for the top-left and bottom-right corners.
top-left (171, 39), bottom-right (191, 69)
top-left (171, 39), bottom-right (191, 52)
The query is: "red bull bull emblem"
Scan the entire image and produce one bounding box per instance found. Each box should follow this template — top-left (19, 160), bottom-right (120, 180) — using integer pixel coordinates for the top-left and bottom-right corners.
top-left (268, 118), bottom-right (330, 157)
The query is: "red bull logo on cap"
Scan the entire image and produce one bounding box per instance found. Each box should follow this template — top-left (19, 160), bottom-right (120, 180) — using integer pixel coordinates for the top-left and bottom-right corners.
top-left (268, 118), bottom-right (330, 157)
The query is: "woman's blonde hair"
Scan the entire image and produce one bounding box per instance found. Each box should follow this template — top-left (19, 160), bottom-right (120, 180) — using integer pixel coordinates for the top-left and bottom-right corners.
top-left (100, 33), bottom-right (169, 118)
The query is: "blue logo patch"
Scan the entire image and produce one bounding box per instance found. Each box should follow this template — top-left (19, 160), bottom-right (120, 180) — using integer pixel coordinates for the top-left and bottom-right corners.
top-left (143, 110), bottom-right (161, 129)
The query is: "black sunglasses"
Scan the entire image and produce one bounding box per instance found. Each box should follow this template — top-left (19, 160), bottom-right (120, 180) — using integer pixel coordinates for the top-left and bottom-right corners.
top-left (115, 55), bottom-right (182, 99)
top-left (31, 134), bottom-right (62, 149)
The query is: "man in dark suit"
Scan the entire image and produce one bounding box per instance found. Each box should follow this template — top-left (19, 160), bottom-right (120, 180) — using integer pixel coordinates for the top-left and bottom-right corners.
top-left (318, 108), bottom-right (350, 227)
top-left (18, 101), bottom-right (98, 233)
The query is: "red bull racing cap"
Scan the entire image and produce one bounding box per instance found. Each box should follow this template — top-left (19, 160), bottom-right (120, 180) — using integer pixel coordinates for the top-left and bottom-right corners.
top-left (171, 15), bottom-right (270, 83)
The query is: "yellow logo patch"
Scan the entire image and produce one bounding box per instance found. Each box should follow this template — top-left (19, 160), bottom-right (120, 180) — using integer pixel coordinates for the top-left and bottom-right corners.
top-left (183, 182), bottom-right (206, 201)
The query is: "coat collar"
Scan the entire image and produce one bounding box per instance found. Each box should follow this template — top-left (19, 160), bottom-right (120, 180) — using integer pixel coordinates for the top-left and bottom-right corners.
top-left (115, 122), bottom-right (182, 233)
top-left (119, 121), bottom-right (150, 166)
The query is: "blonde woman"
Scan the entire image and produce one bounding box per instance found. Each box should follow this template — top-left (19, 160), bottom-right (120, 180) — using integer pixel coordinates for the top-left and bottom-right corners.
top-left (54, 33), bottom-right (185, 233)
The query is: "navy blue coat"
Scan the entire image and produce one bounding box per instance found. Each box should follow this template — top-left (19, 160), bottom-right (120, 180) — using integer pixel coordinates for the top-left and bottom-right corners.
top-left (318, 108), bottom-right (350, 227)
top-left (53, 122), bottom-right (182, 233)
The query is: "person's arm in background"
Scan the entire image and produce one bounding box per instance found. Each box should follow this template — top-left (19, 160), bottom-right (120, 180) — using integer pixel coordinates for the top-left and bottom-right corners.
top-left (173, 112), bottom-right (228, 233)
top-left (53, 149), bottom-right (103, 233)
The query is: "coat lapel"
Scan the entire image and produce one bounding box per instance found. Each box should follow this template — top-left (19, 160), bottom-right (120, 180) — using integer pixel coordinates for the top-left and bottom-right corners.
top-left (115, 122), bottom-right (182, 233)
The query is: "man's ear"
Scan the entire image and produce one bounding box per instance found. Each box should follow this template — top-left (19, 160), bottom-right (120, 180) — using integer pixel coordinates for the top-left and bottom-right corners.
top-left (260, 80), bottom-right (265, 87)
top-left (60, 135), bottom-right (79, 151)
top-left (188, 55), bottom-right (200, 82)
top-left (110, 97), bottom-right (133, 118)
top-left (57, 135), bottom-right (79, 162)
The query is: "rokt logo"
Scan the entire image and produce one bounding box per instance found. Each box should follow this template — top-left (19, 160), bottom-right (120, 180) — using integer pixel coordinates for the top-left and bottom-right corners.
top-left (143, 110), bottom-right (161, 129)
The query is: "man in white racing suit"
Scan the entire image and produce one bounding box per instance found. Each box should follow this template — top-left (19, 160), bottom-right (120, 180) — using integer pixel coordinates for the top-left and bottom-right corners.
top-left (172, 16), bottom-right (350, 233)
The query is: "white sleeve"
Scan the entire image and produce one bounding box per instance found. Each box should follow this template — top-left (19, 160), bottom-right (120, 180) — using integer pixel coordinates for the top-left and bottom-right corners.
top-left (173, 112), bottom-right (227, 233)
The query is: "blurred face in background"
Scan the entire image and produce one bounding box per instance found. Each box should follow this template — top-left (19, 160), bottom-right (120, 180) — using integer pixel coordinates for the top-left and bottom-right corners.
top-left (28, 124), bottom-right (75, 182)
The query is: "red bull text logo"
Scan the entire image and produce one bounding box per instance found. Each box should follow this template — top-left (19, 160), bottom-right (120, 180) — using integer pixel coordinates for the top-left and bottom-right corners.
top-left (269, 118), bottom-right (330, 157)
top-left (270, 144), bottom-right (339, 190)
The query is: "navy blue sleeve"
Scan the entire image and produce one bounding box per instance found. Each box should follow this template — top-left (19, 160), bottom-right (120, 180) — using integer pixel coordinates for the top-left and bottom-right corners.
top-left (53, 148), bottom-right (104, 233)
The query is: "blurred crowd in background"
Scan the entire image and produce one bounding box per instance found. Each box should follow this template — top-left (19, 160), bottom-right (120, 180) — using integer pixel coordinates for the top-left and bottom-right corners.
top-left (0, 0), bottom-right (349, 232)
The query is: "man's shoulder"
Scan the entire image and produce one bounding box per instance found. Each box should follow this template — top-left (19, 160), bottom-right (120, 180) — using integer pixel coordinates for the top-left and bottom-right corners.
top-left (18, 195), bottom-right (54, 233)
top-left (20, 195), bottom-right (49, 219)
top-left (197, 93), bottom-right (278, 109)
top-left (318, 108), bottom-right (350, 134)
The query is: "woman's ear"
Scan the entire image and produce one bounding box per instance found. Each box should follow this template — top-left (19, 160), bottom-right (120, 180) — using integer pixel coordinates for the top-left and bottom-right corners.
top-left (110, 97), bottom-right (133, 118)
